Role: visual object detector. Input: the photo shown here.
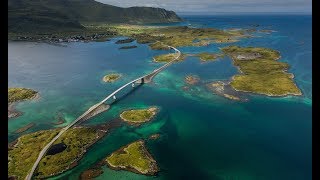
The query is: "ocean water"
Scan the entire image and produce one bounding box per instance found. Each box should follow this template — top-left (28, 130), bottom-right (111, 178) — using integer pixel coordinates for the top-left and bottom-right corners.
top-left (8, 14), bottom-right (312, 180)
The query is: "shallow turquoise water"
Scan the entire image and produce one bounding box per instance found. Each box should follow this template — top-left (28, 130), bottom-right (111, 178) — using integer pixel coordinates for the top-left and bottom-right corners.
top-left (8, 15), bottom-right (311, 180)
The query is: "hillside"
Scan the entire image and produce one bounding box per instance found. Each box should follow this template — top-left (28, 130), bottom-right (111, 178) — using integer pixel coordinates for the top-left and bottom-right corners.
top-left (8, 0), bottom-right (182, 33)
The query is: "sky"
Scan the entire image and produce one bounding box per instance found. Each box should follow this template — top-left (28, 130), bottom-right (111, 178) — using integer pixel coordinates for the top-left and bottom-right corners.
top-left (96, 0), bottom-right (312, 14)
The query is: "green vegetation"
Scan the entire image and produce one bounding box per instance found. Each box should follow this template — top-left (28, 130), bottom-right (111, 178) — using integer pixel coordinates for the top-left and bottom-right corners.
top-left (149, 41), bottom-right (170, 50)
top-left (103, 73), bottom-right (121, 82)
top-left (153, 53), bottom-right (177, 63)
top-left (222, 46), bottom-right (302, 96)
top-left (196, 52), bottom-right (219, 61)
top-left (8, 129), bottom-right (60, 179)
top-left (122, 26), bottom-right (248, 48)
top-left (120, 107), bottom-right (158, 124)
top-left (36, 127), bottom-right (99, 178)
top-left (8, 87), bottom-right (38, 103)
top-left (9, 0), bottom-right (181, 33)
top-left (106, 140), bottom-right (158, 175)
top-left (8, 127), bottom-right (102, 179)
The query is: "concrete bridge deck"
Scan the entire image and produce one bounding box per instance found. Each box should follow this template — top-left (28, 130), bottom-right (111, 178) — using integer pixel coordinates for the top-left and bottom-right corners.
top-left (25, 46), bottom-right (180, 180)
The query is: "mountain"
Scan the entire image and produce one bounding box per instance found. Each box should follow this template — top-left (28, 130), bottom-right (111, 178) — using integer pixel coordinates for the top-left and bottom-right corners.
top-left (8, 0), bottom-right (182, 33)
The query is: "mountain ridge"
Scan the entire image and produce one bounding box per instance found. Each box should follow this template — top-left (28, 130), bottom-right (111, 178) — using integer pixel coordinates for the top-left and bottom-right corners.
top-left (8, 0), bottom-right (182, 33)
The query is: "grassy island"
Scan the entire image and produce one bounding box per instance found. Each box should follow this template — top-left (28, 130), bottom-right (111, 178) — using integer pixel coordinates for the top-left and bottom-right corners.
top-left (120, 107), bottom-right (158, 124)
top-left (106, 140), bottom-right (159, 175)
top-left (8, 87), bottom-right (38, 103)
top-left (222, 46), bottom-right (302, 96)
top-left (8, 126), bottom-right (107, 179)
top-left (149, 41), bottom-right (170, 50)
top-left (103, 73), bottom-right (121, 83)
top-left (153, 53), bottom-right (177, 62)
top-left (196, 52), bottom-right (219, 61)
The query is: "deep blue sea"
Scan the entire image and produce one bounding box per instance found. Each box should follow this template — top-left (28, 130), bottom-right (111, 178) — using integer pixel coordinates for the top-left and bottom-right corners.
top-left (8, 14), bottom-right (312, 180)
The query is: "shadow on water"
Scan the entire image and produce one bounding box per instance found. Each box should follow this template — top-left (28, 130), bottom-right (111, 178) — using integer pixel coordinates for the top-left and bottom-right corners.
top-left (108, 82), bottom-right (144, 106)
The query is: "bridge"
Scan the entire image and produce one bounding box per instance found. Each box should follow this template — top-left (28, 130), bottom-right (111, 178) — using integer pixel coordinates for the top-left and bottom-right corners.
top-left (25, 46), bottom-right (180, 180)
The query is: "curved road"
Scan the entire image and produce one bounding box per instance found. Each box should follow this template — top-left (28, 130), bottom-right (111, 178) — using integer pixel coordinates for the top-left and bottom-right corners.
top-left (25, 46), bottom-right (180, 180)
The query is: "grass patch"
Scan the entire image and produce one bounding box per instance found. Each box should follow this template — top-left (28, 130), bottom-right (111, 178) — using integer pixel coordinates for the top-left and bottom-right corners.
top-left (120, 107), bottom-right (158, 124)
top-left (196, 52), bottom-right (218, 61)
top-left (222, 46), bottom-right (302, 96)
top-left (149, 41), bottom-right (170, 50)
top-left (153, 53), bottom-right (178, 63)
top-left (103, 73), bottom-right (121, 82)
top-left (106, 140), bottom-right (158, 175)
top-left (8, 127), bottom-right (101, 179)
top-left (8, 87), bottom-right (38, 103)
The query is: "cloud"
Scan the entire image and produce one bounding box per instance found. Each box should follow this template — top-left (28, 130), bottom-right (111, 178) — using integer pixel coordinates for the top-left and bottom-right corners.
top-left (96, 0), bottom-right (311, 14)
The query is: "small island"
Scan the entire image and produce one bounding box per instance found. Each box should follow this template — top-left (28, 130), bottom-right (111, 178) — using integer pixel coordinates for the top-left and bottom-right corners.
top-left (115, 38), bottom-right (135, 44)
top-left (119, 45), bottom-right (137, 49)
top-left (185, 75), bottom-right (200, 85)
top-left (120, 107), bottom-right (158, 125)
top-left (153, 53), bottom-right (177, 63)
top-left (105, 140), bottom-right (159, 175)
top-left (8, 87), bottom-right (39, 119)
top-left (208, 81), bottom-right (244, 101)
top-left (102, 73), bottom-right (121, 83)
top-left (8, 87), bottom-right (38, 103)
top-left (148, 134), bottom-right (161, 140)
top-left (221, 46), bottom-right (302, 96)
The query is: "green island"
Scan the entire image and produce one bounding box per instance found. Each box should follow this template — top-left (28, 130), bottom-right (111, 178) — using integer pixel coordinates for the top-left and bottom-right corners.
top-left (153, 53), bottom-right (177, 62)
top-left (8, 126), bottom-right (107, 179)
top-left (106, 140), bottom-right (159, 175)
top-left (221, 46), bottom-right (302, 96)
top-left (120, 107), bottom-right (158, 125)
top-left (102, 73), bottom-right (121, 83)
top-left (8, 87), bottom-right (38, 103)
top-left (8, 87), bottom-right (39, 119)
top-left (119, 45), bottom-right (137, 50)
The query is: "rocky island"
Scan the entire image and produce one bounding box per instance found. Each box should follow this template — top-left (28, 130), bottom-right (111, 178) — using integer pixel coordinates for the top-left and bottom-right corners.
top-left (8, 87), bottom-right (39, 119)
top-left (185, 75), bottom-right (200, 85)
top-left (105, 140), bottom-right (159, 175)
top-left (120, 107), bottom-right (158, 125)
top-left (221, 46), bottom-right (302, 96)
top-left (119, 45), bottom-right (137, 49)
top-left (102, 73), bottom-right (122, 83)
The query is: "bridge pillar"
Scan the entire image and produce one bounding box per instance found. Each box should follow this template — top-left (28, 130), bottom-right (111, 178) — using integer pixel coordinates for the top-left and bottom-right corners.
top-left (113, 95), bottom-right (116, 100)
top-left (132, 83), bottom-right (135, 87)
